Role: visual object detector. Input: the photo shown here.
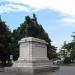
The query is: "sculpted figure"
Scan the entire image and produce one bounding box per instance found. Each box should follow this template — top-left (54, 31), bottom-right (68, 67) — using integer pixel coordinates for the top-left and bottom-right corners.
top-left (25, 14), bottom-right (38, 37)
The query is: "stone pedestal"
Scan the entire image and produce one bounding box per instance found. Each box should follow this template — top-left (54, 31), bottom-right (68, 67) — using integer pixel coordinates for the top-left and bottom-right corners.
top-left (7, 37), bottom-right (58, 74)
top-left (18, 37), bottom-right (48, 62)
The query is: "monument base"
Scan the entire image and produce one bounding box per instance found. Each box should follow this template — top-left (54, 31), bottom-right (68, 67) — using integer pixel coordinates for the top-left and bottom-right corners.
top-left (5, 59), bottom-right (59, 75)
top-left (5, 37), bottom-right (59, 74)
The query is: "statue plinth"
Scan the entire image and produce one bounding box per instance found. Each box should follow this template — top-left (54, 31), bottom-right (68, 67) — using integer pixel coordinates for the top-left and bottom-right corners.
top-left (5, 37), bottom-right (59, 74)
top-left (18, 37), bottom-right (48, 61)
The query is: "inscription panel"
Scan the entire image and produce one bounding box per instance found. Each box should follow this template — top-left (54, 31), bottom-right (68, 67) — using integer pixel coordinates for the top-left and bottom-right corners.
top-left (21, 43), bottom-right (29, 47)
top-left (33, 42), bottom-right (46, 48)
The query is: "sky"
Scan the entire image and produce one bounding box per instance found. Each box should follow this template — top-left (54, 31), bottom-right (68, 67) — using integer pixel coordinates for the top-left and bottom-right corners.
top-left (0, 0), bottom-right (75, 48)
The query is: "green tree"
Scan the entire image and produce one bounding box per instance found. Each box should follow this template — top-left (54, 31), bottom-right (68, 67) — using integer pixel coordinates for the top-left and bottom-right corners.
top-left (11, 21), bottom-right (27, 61)
top-left (0, 17), bottom-right (12, 65)
top-left (70, 44), bottom-right (75, 62)
top-left (70, 32), bottom-right (75, 62)
top-left (62, 32), bottom-right (75, 62)
top-left (47, 45), bottom-right (57, 59)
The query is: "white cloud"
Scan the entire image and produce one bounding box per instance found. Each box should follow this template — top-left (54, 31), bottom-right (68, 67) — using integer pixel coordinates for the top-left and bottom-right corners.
top-left (0, 0), bottom-right (75, 17)
top-left (0, 3), bottom-right (29, 13)
top-left (5, 0), bottom-right (75, 16)
top-left (60, 18), bottom-right (75, 23)
top-left (58, 18), bottom-right (75, 27)
top-left (7, 4), bottom-right (29, 12)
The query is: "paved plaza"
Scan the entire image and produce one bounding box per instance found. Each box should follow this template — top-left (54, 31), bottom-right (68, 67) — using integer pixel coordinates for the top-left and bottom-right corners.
top-left (0, 66), bottom-right (75, 75)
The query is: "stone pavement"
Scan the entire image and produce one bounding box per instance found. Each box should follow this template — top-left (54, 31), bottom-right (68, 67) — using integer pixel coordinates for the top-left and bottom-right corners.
top-left (36, 66), bottom-right (75, 75)
top-left (0, 66), bottom-right (75, 75)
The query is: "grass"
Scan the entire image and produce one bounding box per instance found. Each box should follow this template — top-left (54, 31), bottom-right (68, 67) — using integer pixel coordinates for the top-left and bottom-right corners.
top-left (61, 63), bottom-right (75, 66)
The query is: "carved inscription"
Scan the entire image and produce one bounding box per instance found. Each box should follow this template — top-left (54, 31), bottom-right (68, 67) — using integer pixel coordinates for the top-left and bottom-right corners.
top-left (33, 43), bottom-right (45, 48)
top-left (21, 43), bottom-right (29, 47)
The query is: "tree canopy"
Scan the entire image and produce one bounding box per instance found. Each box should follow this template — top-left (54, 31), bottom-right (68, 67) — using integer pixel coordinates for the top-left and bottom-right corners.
top-left (62, 32), bottom-right (75, 62)
top-left (0, 17), bottom-right (12, 65)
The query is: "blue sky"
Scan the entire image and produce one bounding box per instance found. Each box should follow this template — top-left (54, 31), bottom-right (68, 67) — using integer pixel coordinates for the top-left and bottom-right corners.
top-left (0, 0), bottom-right (75, 48)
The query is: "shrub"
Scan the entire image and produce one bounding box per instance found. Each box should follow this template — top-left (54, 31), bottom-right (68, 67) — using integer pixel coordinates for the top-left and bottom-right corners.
top-left (64, 57), bottom-right (71, 64)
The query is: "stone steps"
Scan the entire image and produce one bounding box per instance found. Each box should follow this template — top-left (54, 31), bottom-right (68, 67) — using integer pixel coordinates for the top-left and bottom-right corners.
top-left (0, 68), bottom-right (4, 72)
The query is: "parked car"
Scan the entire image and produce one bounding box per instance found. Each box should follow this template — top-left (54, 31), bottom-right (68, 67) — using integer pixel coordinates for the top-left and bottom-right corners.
top-left (53, 59), bottom-right (63, 65)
